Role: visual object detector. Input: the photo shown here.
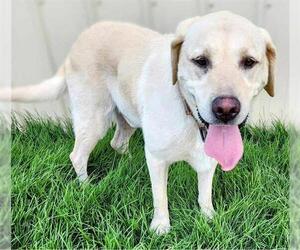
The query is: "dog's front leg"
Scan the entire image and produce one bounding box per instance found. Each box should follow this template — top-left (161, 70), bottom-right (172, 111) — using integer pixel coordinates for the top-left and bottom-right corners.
top-left (197, 162), bottom-right (217, 219)
top-left (145, 149), bottom-right (170, 235)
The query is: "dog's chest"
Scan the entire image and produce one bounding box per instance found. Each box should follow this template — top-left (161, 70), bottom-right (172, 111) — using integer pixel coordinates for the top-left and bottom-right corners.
top-left (144, 117), bottom-right (203, 160)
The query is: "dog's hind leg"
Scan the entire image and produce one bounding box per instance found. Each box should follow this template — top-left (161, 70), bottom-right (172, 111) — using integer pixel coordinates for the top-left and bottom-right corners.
top-left (110, 109), bottom-right (136, 154)
top-left (68, 75), bottom-right (114, 181)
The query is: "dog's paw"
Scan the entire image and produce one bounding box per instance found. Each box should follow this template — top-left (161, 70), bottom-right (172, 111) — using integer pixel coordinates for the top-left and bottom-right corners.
top-left (150, 217), bottom-right (170, 235)
top-left (110, 139), bottom-right (129, 154)
top-left (78, 173), bottom-right (88, 182)
top-left (201, 206), bottom-right (216, 220)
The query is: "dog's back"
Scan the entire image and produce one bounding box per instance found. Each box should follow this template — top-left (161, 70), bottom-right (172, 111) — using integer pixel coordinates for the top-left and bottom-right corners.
top-left (1, 21), bottom-right (161, 105)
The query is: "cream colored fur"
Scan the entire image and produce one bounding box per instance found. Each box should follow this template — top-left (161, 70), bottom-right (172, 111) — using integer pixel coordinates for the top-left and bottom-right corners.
top-left (1, 11), bottom-right (276, 234)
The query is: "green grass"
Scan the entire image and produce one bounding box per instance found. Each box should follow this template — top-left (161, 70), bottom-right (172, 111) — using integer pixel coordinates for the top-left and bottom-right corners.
top-left (0, 117), bottom-right (11, 249)
top-left (11, 118), bottom-right (289, 249)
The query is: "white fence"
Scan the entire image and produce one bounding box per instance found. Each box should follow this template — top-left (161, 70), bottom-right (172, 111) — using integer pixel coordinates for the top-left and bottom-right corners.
top-left (8, 0), bottom-right (291, 124)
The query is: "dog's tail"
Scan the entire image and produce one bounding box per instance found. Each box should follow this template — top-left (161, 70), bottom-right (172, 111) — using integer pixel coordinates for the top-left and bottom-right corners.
top-left (0, 65), bottom-right (67, 102)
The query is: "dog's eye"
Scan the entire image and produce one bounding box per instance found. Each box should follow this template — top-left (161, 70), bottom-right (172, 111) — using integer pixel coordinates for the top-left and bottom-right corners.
top-left (241, 57), bottom-right (258, 69)
top-left (192, 56), bottom-right (210, 69)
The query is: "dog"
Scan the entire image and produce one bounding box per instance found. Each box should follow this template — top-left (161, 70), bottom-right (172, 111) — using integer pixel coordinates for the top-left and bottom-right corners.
top-left (1, 11), bottom-right (276, 234)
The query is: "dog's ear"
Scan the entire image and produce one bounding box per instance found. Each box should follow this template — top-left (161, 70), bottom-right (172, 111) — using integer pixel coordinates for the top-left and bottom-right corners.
top-left (171, 16), bottom-right (201, 85)
top-left (261, 28), bottom-right (277, 97)
top-left (171, 36), bottom-right (184, 85)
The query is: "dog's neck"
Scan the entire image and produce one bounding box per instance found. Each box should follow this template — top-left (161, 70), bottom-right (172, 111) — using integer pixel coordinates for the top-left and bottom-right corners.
top-left (176, 82), bottom-right (207, 141)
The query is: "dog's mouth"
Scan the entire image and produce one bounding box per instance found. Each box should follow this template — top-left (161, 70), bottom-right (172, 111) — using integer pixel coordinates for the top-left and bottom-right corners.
top-left (196, 108), bottom-right (209, 128)
top-left (196, 108), bottom-right (248, 129)
top-left (196, 108), bottom-right (247, 172)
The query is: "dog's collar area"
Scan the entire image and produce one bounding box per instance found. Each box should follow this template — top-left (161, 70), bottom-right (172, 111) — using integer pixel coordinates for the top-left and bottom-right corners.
top-left (177, 86), bottom-right (208, 142)
top-left (196, 108), bottom-right (208, 141)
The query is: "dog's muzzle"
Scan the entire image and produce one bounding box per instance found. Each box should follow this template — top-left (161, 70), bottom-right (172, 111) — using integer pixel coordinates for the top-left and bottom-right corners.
top-left (196, 107), bottom-right (248, 129)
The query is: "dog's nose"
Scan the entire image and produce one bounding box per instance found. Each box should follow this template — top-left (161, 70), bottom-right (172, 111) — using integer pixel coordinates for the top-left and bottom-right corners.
top-left (212, 96), bottom-right (241, 122)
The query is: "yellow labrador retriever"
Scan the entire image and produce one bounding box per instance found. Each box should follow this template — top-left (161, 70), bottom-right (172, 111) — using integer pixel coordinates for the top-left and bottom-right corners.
top-left (1, 11), bottom-right (276, 234)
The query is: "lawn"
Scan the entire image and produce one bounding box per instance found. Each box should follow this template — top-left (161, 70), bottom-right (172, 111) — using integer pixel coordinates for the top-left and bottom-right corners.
top-left (11, 118), bottom-right (289, 249)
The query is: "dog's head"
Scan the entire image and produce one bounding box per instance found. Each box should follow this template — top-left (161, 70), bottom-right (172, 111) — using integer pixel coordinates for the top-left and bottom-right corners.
top-left (171, 11), bottom-right (276, 126)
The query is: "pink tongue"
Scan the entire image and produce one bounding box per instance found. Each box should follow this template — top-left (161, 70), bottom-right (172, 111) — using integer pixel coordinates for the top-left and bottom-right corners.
top-left (204, 125), bottom-right (243, 171)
